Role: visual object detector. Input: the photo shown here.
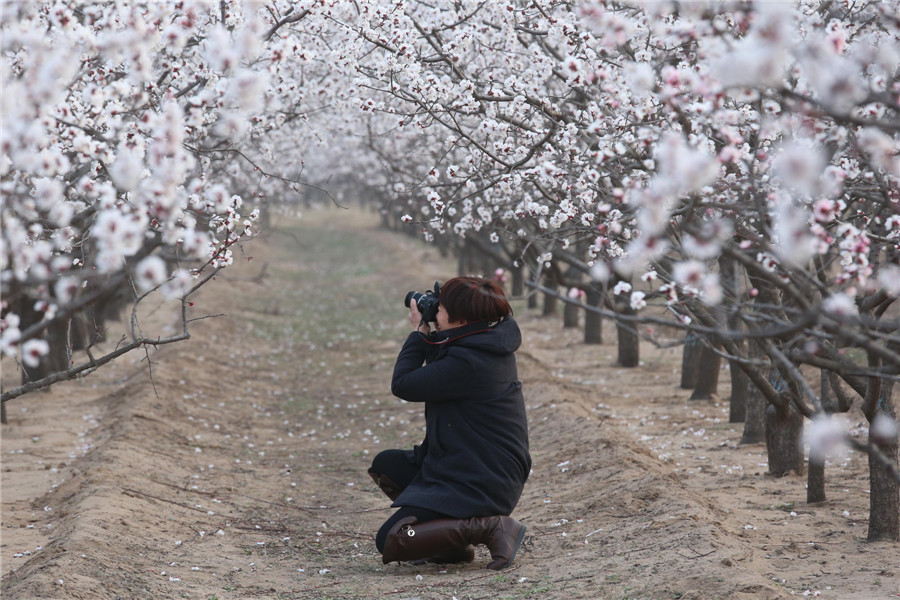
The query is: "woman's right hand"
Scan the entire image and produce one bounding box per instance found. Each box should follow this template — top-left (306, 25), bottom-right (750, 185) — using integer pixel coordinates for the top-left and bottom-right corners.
top-left (409, 299), bottom-right (429, 334)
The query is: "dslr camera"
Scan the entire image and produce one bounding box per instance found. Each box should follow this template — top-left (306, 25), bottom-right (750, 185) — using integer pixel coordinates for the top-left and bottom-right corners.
top-left (404, 281), bottom-right (441, 323)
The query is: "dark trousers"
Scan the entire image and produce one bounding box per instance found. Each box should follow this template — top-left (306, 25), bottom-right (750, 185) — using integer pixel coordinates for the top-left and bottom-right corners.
top-left (370, 449), bottom-right (450, 552)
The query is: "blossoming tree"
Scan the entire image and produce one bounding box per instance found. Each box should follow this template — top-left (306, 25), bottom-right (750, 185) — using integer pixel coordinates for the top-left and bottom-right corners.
top-left (338, 0), bottom-right (900, 540)
top-left (0, 1), bottom-right (341, 407)
top-left (2, 0), bottom-right (898, 541)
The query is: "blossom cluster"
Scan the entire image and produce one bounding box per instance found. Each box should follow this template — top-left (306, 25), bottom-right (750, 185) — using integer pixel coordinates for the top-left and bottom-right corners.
top-left (0, 1), bottom-right (323, 369)
top-left (3, 1), bottom-right (899, 390)
top-left (341, 0), bottom-right (899, 322)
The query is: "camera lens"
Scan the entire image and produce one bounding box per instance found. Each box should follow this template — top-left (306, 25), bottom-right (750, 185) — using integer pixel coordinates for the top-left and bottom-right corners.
top-left (404, 291), bottom-right (421, 308)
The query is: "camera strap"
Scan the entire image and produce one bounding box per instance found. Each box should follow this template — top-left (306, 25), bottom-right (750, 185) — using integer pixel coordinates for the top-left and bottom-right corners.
top-left (421, 321), bottom-right (493, 345)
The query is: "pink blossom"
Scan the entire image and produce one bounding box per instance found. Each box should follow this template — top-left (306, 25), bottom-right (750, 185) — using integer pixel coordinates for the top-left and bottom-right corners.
top-left (717, 146), bottom-right (743, 163)
top-left (54, 277), bottom-right (80, 306)
top-left (772, 199), bottom-right (816, 266)
top-left (673, 260), bottom-right (704, 289)
top-left (659, 283), bottom-right (678, 305)
top-left (773, 142), bottom-right (825, 197)
top-left (812, 199), bottom-right (837, 223)
top-left (857, 128), bottom-right (900, 177)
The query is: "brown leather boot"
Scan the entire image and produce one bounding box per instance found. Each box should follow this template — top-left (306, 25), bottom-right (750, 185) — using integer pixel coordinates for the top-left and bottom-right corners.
top-left (408, 545), bottom-right (476, 565)
top-left (381, 515), bottom-right (526, 570)
top-left (368, 470), bottom-right (403, 501)
top-left (468, 515), bottom-right (527, 570)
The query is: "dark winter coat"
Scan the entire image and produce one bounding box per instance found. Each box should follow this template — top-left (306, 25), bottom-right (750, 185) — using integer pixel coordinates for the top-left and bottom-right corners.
top-left (390, 317), bottom-right (531, 518)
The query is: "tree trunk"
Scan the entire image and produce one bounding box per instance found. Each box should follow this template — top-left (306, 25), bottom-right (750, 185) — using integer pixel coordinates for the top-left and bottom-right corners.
top-left (526, 266), bottom-right (540, 309)
top-left (807, 446), bottom-right (827, 503)
top-left (718, 252), bottom-right (747, 419)
top-left (583, 285), bottom-right (603, 345)
top-left (690, 342), bottom-right (721, 400)
top-left (867, 380), bottom-right (899, 541)
top-left (741, 341), bottom-right (766, 445)
top-left (478, 236), bottom-right (494, 276)
top-left (258, 197), bottom-right (272, 232)
top-left (729, 354), bottom-right (749, 422)
top-left (541, 275), bottom-right (558, 316)
top-left (510, 264), bottom-right (524, 297)
top-left (563, 265), bottom-right (581, 328)
top-left (808, 371), bottom-right (834, 504)
top-left (436, 234), bottom-right (450, 258)
top-left (680, 333), bottom-right (700, 389)
top-left (15, 295), bottom-right (70, 385)
top-left (459, 238), bottom-right (476, 275)
top-left (741, 382), bottom-right (766, 444)
top-left (563, 296), bottom-right (580, 328)
top-left (868, 437), bottom-right (899, 541)
top-left (1, 402), bottom-right (6, 425)
top-left (764, 401), bottom-right (805, 477)
top-left (614, 282), bottom-right (639, 367)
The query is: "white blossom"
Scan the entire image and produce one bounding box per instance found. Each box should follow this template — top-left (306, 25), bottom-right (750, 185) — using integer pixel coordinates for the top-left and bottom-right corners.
top-left (630, 291), bottom-right (646, 310)
top-left (822, 293), bottom-right (858, 319)
top-left (877, 266), bottom-right (900, 297)
top-left (21, 339), bottom-right (49, 368)
top-left (134, 255), bottom-right (168, 293)
top-left (870, 414), bottom-right (898, 444)
top-left (805, 416), bottom-right (847, 456)
top-left (612, 281), bottom-right (632, 296)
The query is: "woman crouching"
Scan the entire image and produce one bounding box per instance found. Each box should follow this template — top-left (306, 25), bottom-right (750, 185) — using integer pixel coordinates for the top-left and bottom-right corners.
top-left (368, 276), bottom-right (531, 570)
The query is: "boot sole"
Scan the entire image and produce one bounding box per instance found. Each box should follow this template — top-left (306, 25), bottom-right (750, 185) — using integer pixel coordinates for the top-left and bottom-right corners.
top-left (488, 524), bottom-right (527, 570)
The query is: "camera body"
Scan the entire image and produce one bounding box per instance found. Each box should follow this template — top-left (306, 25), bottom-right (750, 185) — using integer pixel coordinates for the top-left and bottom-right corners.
top-left (404, 281), bottom-right (441, 323)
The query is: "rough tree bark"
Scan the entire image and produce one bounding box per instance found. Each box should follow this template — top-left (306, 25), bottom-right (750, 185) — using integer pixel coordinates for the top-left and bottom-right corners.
top-left (510, 263), bottom-right (524, 297)
top-left (690, 342), bottom-right (721, 400)
top-left (765, 368), bottom-right (805, 477)
top-left (866, 379), bottom-right (898, 541)
top-left (541, 274), bottom-right (558, 316)
top-left (15, 294), bottom-right (70, 385)
top-left (807, 371), bottom-right (832, 504)
top-left (740, 342), bottom-right (766, 444)
top-left (562, 266), bottom-right (581, 328)
top-left (764, 401), bottom-right (805, 476)
top-left (583, 284), bottom-right (603, 345)
top-left (729, 357), bottom-right (750, 423)
top-left (721, 254), bottom-right (748, 421)
top-left (563, 298), bottom-right (580, 328)
top-left (613, 276), bottom-right (639, 368)
top-left (680, 333), bottom-right (700, 389)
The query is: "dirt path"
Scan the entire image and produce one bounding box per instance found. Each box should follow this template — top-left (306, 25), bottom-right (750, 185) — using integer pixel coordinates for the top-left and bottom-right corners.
top-left (2, 208), bottom-right (896, 599)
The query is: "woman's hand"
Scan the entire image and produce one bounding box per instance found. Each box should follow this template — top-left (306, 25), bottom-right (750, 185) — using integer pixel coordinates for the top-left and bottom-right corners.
top-left (409, 299), bottom-right (430, 334)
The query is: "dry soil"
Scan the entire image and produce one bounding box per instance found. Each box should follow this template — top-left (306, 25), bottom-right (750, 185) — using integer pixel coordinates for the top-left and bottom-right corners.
top-left (2, 208), bottom-right (897, 600)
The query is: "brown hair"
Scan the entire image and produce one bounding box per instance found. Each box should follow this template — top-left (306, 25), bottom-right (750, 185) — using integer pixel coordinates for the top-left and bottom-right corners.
top-left (439, 276), bottom-right (512, 324)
